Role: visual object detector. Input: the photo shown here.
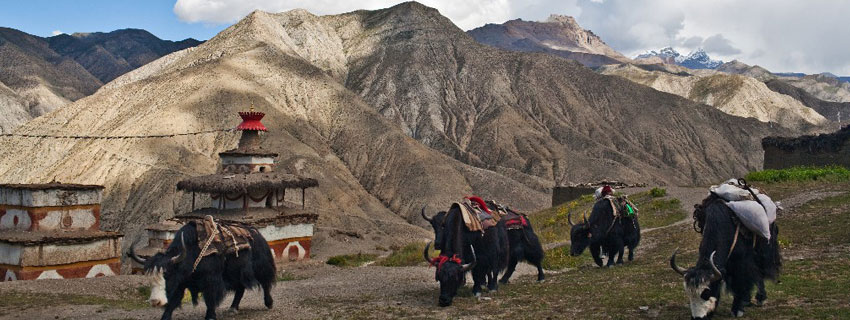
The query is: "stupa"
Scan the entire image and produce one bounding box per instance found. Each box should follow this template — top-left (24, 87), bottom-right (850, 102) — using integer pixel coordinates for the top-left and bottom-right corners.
top-left (134, 107), bottom-right (319, 268)
top-left (0, 183), bottom-right (123, 281)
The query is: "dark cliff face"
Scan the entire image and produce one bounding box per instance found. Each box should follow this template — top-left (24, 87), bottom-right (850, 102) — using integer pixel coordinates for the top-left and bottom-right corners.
top-left (46, 29), bottom-right (202, 83)
top-left (341, 2), bottom-right (790, 186)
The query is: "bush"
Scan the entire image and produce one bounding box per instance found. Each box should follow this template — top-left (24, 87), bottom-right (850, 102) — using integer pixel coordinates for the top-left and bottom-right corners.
top-left (649, 187), bottom-right (667, 198)
top-left (746, 166), bottom-right (850, 183)
top-left (326, 253), bottom-right (377, 267)
top-left (376, 242), bottom-right (432, 267)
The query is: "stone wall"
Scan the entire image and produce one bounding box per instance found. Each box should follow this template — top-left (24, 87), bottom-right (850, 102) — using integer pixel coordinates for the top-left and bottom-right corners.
top-left (762, 126), bottom-right (850, 169)
top-left (551, 187), bottom-right (596, 207)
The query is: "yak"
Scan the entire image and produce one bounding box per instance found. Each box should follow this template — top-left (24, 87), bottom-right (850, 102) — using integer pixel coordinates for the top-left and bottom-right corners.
top-left (422, 205), bottom-right (507, 306)
top-left (482, 201), bottom-right (545, 283)
top-left (620, 201), bottom-right (641, 263)
top-left (568, 197), bottom-right (626, 267)
top-left (670, 193), bottom-right (781, 319)
top-left (128, 220), bottom-right (276, 320)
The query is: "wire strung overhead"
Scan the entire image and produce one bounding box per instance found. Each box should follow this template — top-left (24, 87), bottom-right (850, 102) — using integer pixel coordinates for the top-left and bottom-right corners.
top-left (0, 128), bottom-right (235, 140)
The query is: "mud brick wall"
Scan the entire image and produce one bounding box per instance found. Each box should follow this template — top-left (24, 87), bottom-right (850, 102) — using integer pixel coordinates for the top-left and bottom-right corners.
top-left (552, 187), bottom-right (596, 207)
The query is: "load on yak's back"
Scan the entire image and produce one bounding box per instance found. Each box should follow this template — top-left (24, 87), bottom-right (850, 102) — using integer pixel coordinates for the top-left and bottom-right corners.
top-left (672, 178), bottom-right (782, 319)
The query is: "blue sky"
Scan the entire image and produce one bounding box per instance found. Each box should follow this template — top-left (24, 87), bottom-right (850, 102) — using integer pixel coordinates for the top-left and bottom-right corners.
top-left (0, 0), bottom-right (225, 40)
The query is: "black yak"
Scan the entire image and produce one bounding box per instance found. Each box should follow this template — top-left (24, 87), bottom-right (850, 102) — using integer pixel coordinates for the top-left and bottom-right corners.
top-left (568, 198), bottom-right (625, 267)
top-left (422, 203), bottom-right (507, 306)
top-left (128, 220), bottom-right (276, 320)
top-left (483, 201), bottom-right (545, 283)
top-left (670, 193), bottom-right (781, 319)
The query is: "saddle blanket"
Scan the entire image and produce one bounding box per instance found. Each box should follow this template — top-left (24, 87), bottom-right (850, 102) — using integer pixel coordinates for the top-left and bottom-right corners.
top-left (195, 216), bottom-right (254, 257)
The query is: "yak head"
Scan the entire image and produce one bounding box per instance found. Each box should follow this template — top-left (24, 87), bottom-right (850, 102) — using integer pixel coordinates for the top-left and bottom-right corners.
top-left (567, 212), bottom-right (592, 256)
top-left (421, 206), bottom-right (448, 250)
top-left (127, 234), bottom-right (189, 307)
top-left (424, 241), bottom-right (475, 307)
top-left (670, 249), bottom-right (723, 319)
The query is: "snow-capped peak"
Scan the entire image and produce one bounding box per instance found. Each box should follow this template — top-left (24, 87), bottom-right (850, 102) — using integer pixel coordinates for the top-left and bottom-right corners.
top-left (636, 47), bottom-right (722, 69)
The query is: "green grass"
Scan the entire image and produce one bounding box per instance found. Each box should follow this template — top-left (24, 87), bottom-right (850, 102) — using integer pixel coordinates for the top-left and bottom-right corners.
top-left (326, 253), bottom-right (378, 267)
top-left (375, 242), bottom-right (431, 267)
top-left (649, 187), bottom-right (667, 197)
top-left (277, 271), bottom-right (305, 282)
top-left (529, 194), bottom-right (597, 245)
top-left (746, 165), bottom-right (850, 183)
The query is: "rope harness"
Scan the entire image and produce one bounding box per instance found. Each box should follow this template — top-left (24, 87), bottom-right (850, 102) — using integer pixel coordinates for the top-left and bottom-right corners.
top-left (192, 215), bottom-right (246, 273)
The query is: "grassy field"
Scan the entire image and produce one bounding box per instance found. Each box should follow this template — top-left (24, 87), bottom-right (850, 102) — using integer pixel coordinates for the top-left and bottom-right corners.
top-left (746, 165), bottom-right (850, 183)
top-left (430, 180), bottom-right (850, 319)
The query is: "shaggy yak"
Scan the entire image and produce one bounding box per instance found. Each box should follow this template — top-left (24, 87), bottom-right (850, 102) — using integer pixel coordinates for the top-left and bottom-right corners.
top-left (483, 200), bottom-right (545, 283)
top-left (422, 203), bottom-right (507, 306)
top-left (670, 193), bottom-right (781, 319)
top-left (128, 220), bottom-right (276, 320)
top-left (568, 198), bottom-right (625, 267)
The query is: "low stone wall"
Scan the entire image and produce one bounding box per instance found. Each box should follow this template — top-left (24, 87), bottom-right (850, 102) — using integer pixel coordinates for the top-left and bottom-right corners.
top-left (762, 126), bottom-right (850, 169)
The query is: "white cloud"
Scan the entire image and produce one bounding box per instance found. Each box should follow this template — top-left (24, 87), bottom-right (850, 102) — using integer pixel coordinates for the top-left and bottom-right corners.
top-left (51, 30), bottom-right (64, 36)
top-left (172, 0), bottom-right (850, 74)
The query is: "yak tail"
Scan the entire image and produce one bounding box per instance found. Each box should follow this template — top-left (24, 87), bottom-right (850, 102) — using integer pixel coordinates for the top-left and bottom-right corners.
top-left (497, 220), bottom-right (510, 273)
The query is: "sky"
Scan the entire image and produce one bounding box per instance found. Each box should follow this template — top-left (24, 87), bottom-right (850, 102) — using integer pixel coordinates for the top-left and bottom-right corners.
top-left (1, 0), bottom-right (848, 75)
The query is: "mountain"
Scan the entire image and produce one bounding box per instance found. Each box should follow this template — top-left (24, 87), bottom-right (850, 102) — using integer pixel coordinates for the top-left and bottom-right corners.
top-left (598, 63), bottom-right (827, 129)
top-left (764, 78), bottom-right (850, 122)
top-left (717, 60), bottom-right (850, 103)
top-left (636, 47), bottom-right (722, 69)
top-left (0, 27), bottom-right (201, 132)
top-left (0, 81), bottom-right (30, 133)
top-left (46, 29), bottom-right (202, 83)
top-left (0, 2), bottom-right (791, 255)
top-left (467, 15), bottom-right (629, 67)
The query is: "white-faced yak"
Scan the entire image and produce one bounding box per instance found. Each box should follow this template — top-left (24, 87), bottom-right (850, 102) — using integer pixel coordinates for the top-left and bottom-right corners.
top-left (422, 204), bottom-right (507, 306)
top-left (670, 192), bottom-right (781, 319)
top-left (128, 220), bottom-right (276, 320)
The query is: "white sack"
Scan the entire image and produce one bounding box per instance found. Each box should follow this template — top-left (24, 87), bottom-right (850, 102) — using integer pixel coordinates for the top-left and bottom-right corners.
top-left (711, 183), bottom-right (755, 201)
top-left (756, 194), bottom-right (777, 223)
top-left (725, 201), bottom-right (771, 239)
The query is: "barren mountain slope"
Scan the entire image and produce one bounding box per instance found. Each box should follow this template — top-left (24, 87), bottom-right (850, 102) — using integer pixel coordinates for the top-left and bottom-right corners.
top-left (468, 15), bottom-right (629, 67)
top-left (716, 59), bottom-right (850, 103)
top-left (0, 82), bottom-right (30, 133)
top-left (0, 9), bottom-right (547, 255)
top-left (326, 3), bottom-right (787, 186)
top-left (47, 29), bottom-right (202, 83)
top-left (764, 79), bottom-right (850, 122)
top-left (0, 27), bottom-right (101, 118)
top-left (599, 63), bottom-right (827, 129)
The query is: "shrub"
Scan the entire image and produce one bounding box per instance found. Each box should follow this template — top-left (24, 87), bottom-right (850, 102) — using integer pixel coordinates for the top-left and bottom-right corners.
top-left (376, 242), bottom-right (433, 267)
top-left (326, 253), bottom-right (377, 267)
top-left (746, 166), bottom-right (850, 183)
top-left (649, 187), bottom-right (667, 198)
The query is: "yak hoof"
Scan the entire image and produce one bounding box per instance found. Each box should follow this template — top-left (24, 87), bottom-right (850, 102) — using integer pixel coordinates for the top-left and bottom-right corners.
top-left (226, 308), bottom-right (239, 315)
top-left (537, 279), bottom-right (545, 283)
top-left (732, 310), bottom-right (745, 318)
top-left (499, 279), bottom-right (509, 284)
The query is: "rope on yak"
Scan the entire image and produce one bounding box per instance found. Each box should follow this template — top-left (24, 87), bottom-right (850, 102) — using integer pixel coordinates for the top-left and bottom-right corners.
top-left (0, 128), bottom-right (234, 140)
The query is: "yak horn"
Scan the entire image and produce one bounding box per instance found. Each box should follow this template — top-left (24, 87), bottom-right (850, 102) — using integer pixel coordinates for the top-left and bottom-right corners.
top-left (461, 246), bottom-right (476, 272)
top-left (709, 251), bottom-right (722, 282)
top-left (127, 238), bottom-right (147, 265)
top-left (567, 212), bottom-right (575, 227)
top-left (670, 248), bottom-right (687, 276)
top-left (170, 234), bottom-right (187, 264)
top-left (421, 206), bottom-right (432, 222)
top-left (423, 241), bottom-right (433, 263)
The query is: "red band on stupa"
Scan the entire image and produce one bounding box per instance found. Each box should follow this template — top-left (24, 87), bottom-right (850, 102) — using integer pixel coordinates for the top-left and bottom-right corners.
top-left (237, 111), bottom-right (267, 131)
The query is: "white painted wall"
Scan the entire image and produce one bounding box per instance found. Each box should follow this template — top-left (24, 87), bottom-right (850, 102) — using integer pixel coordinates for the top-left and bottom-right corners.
top-left (0, 188), bottom-right (101, 207)
top-left (258, 223), bottom-right (313, 242)
top-left (0, 209), bottom-right (32, 230)
top-left (17, 238), bottom-right (122, 267)
top-left (0, 243), bottom-right (23, 265)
